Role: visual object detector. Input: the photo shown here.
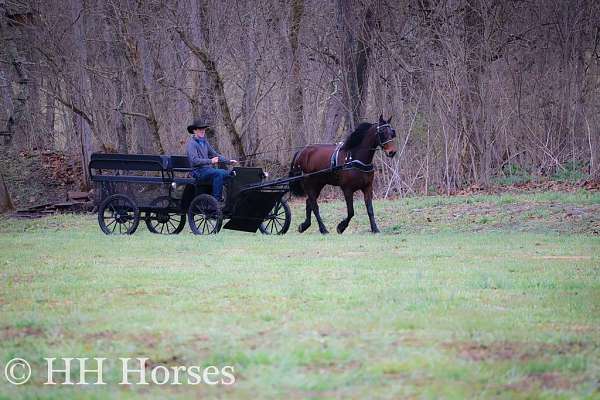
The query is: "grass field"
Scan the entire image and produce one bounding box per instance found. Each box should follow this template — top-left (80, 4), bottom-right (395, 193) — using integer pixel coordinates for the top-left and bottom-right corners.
top-left (1, 191), bottom-right (599, 399)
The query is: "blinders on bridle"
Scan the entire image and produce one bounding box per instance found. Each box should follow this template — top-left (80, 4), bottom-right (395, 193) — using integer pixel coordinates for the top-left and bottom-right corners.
top-left (376, 123), bottom-right (396, 148)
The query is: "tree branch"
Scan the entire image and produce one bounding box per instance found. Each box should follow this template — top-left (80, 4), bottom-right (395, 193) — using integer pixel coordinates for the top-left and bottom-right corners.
top-left (39, 87), bottom-right (93, 127)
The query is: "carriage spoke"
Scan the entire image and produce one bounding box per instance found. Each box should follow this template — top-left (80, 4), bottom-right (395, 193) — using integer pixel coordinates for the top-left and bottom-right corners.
top-left (206, 219), bottom-right (215, 233)
top-left (167, 220), bottom-right (176, 232)
top-left (196, 215), bottom-right (206, 234)
top-left (275, 214), bottom-right (286, 222)
top-left (264, 219), bottom-right (272, 233)
top-left (272, 219), bottom-right (281, 232)
top-left (274, 218), bottom-right (283, 229)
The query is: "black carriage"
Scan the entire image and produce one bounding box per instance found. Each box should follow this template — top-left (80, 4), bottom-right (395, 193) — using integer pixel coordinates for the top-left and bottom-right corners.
top-left (89, 153), bottom-right (291, 235)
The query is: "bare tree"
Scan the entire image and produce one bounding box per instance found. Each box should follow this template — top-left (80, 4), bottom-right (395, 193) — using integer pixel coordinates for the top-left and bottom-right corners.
top-left (176, 27), bottom-right (246, 158)
top-left (288, 0), bottom-right (306, 149)
top-left (1, 0), bottom-right (598, 196)
top-left (0, 172), bottom-right (14, 213)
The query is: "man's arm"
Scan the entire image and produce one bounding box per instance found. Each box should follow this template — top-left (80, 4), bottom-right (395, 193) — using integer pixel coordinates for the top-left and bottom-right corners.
top-left (207, 142), bottom-right (228, 163)
top-left (186, 140), bottom-right (211, 167)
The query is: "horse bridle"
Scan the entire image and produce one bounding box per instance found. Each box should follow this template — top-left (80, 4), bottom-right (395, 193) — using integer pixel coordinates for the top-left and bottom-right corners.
top-left (376, 123), bottom-right (396, 148)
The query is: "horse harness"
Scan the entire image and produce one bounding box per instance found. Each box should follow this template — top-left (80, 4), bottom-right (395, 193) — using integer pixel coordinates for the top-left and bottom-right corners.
top-left (330, 143), bottom-right (374, 173)
top-left (376, 123), bottom-right (396, 147)
top-left (329, 123), bottom-right (395, 173)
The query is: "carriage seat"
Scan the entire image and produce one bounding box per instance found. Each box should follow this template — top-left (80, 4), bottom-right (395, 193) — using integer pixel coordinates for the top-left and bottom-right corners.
top-left (169, 155), bottom-right (215, 187)
top-left (170, 155), bottom-right (193, 173)
top-left (169, 155), bottom-right (194, 184)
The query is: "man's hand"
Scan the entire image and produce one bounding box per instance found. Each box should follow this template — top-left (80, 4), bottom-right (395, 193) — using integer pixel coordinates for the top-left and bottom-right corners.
top-left (211, 156), bottom-right (219, 164)
top-left (230, 159), bottom-right (238, 164)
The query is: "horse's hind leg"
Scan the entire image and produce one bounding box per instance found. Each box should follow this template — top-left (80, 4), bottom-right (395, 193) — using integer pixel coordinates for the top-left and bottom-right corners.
top-left (298, 197), bottom-right (312, 233)
top-left (337, 188), bottom-right (354, 234)
top-left (309, 185), bottom-right (328, 234)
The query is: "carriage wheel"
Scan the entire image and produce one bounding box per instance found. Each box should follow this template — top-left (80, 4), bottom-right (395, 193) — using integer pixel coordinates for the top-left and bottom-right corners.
top-left (259, 199), bottom-right (291, 235)
top-left (188, 194), bottom-right (223, 235)
top-left (145, 196), bottom-right (186, 235)
top-left (98, 194), bottom-right (140, 235)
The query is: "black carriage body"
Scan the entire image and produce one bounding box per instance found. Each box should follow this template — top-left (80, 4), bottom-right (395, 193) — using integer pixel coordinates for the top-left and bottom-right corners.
top-left (89, 153), bottom-right (289, 234)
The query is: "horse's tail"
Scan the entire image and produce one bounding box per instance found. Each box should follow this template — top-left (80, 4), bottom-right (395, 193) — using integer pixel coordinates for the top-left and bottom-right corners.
top-left (288, 150), bottom-right (305, 197)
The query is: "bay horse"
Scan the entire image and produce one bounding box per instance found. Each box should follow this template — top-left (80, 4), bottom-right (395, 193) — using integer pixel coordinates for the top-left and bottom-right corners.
top-left (288, 115), bottom-right (397, 234)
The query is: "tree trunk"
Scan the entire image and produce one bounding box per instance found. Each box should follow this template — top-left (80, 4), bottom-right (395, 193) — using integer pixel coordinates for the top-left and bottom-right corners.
top-left (288, 0), bottom-right (306, 149)
top-left (124, 38), bottom-right (165, 154)
top-left (177, 29), bottom-right (246, 158)
top-left (337, 0), bottom-right (374, 130)
top-left (242, 56), bottom-right (259, 154)
top-left (114, 78), bottom-right (128, 154)
top-left (0, 8), bottom-right (29, 145)
top-left (321, 78), bottom-right (344, 143)
top-left (0, 173), bottom-right (14, 213)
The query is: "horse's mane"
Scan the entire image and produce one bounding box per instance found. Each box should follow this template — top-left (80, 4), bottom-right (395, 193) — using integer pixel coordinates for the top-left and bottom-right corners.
top-left (341, 122), bottom-right (373, 150)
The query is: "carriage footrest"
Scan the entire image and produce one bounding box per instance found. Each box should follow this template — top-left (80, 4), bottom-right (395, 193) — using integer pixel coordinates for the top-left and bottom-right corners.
top-left (223, 190), bottom-right (286, 233)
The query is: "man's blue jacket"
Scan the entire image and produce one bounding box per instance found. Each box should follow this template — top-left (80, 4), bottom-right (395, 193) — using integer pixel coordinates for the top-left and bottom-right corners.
top-left (186, 137), bottom-right (227, 169)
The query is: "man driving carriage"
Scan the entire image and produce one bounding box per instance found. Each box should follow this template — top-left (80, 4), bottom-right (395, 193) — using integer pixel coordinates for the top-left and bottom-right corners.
top-left (186, 118), bottom-right (237, 202)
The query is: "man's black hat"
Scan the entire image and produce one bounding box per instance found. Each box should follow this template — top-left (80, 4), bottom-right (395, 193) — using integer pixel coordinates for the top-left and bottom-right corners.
top-left (187, 118), bottom-right (211, 134)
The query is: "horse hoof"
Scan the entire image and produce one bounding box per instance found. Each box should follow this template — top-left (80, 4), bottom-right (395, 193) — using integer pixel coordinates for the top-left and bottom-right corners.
top-left (372, 228), bottom-right (380, 234)
top-left (320, 229), bottom-right (329, 235)
top-left (298, 223), bottom-right (309, 233)
top-left (336, 224), bottom-right (345, 234)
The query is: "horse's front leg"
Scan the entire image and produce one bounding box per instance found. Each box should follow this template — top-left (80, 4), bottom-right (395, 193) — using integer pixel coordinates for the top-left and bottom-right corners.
top-left (337, 188), bottom-right (354, 234)
top-left (362, 186), bottom-right (380, 233)
top-left (298, 197), bottom-right (312, 233)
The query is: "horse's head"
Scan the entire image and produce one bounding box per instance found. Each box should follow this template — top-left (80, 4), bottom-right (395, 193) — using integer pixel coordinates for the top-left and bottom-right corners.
top-left (376, 115), bottom-right (397, 158)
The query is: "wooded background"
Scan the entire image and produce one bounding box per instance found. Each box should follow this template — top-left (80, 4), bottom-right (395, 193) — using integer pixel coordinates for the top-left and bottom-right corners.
top-left (1, 0), bottom-right (599, 197)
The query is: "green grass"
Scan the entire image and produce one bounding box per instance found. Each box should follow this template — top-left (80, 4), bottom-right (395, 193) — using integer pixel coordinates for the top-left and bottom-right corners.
top-left (0, 192), bottom-right (599, 399)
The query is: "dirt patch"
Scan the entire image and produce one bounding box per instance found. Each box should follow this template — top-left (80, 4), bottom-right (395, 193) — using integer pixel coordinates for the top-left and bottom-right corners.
top-left (0, 326), bottom-right (45, 340)
top-left (532, 255), bottom-right (593, 261)
top-left (128, 332), bottom-right (165, 348)
top-left (538, 323), bottom-right (600, 333)
top-left (84, 330), bottom-right (117, 342)
top-left (445, 341), bottom-right (590, 362)
top-left (450, 342), bottom-right (532, 362)
top-left (108, 287), bottom-right (173, 297)
top-left (304, 360), bottom-right (362, 374)
top-left (44, 298), bottom-right (74, 308)
top-left (5, 273), bottom-right (35, 285)
top-left (392, 334), bottom-right (428, 348)
top-left (506, 372), bottom-right (577, 391)
top-left (145, 355), bottom-right (185, 369)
